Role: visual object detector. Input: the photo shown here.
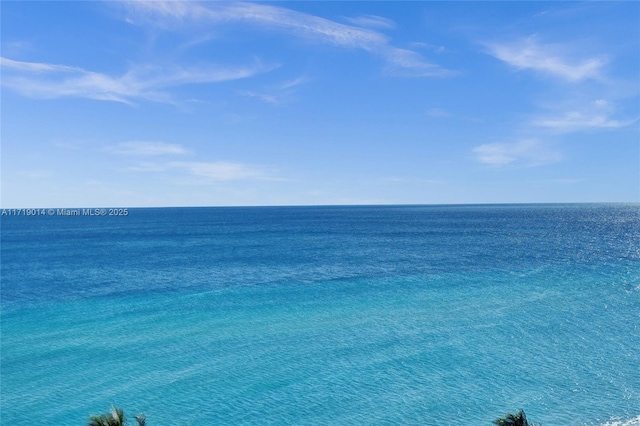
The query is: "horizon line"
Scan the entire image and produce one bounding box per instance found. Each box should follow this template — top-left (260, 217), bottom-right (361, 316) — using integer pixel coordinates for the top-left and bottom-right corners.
top-left (1, 201), bottom-right (637, 211)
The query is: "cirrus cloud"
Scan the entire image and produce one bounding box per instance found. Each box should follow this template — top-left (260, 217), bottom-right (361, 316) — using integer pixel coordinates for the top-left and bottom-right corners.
top-left (473, 139), bottom-right (562, 167)
top-left (0, 56), bottom-right (273, 104)
top-left (169, 161), bottom-right (269, 181)
top-left (531, 99), bottom-right (638, 132)
top-left (121, 1), bottom-right (454, 78)
top-left (532, 111), bottom-right (637, 131)
top-left (342, 14), bottom-right (396, 30)
top-left (108, 141), bottom-right (191, 156)
top-left (127, 160), bottom-right (276, 182)
top-left (484, 36), bottom-right (606, 82)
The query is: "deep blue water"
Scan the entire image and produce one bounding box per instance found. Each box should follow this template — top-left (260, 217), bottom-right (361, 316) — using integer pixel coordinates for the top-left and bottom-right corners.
top-left (1, 204), bottom-right (639, 425)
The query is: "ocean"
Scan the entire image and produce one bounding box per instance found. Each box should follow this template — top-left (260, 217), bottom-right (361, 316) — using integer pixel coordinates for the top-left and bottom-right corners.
top-left (1, 204), bottom-right (638, 425)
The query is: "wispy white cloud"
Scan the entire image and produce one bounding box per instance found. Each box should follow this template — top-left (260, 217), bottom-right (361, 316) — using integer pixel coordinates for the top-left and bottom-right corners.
top-left (0, 57), bottom-right (272, 104)
top-left (278, 76), bottom-right (307, 90)
top-left (124, 1), bottom-right (386, 48)
top-left (127, 162), bottom-right (169, 172)
top-left (533, 111), bottom-right (636, 131)
top-left (127, 159), bottom-right (274, 181)
top-left (473, 139), bottom-right (561, 167)
top-left (2, 57), bottom-right (144, 104)
top-left (238, 75), bottom-right (307, 105)
top-left (484, 35), bottom-right (637, 141)
top-left (484, 36), bottom-right (606, 82)
top-left (531, 99), bottom-right (638, 133)
top-left (122, 1), bottom-right (453, 77)
top-left (1, 57), bottom-right (80, 73)
top-left (342, 14), bottom-right (396, 30)
top-left (382, 48), bottom-right (454, 77)
top-left (531, 99), bottom-right (638, 132)
top-left (53, 140), bottom-right (84, 150)
top-left (0, 2), bottom-right (455, 108)
top-left (426, 108), bottom-right (450, 118)
top-left (108, 141), bottom-right (191, 156)
top-left (549, 178), bottom-right (584, 184)
top-left (238, 90), bottom-right (279, 105)
top-left (410, 42), bottom-right (446, 54)
top-left (169, 161), bottom-right (271, 181)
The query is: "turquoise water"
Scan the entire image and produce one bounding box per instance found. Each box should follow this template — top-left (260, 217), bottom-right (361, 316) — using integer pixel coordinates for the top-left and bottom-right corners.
top-left (1, 204), bottom-right (638, 425)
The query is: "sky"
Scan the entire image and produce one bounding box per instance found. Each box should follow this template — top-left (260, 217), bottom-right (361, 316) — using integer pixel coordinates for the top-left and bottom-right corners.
top-left (1, 1), bottom-right (639, 208)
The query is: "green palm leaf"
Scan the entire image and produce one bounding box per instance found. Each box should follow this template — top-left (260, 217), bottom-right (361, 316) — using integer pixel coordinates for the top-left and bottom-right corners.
top-left (134, 414), bottom-right (147, 426)
top-left (493, 409), bottom-right (537, 426)
top-left (88, 406), bottom-right (130, 426)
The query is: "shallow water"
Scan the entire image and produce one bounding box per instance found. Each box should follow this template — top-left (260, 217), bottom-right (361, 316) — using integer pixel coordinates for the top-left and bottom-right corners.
top-left (1, 204), bottom-right (638, 424)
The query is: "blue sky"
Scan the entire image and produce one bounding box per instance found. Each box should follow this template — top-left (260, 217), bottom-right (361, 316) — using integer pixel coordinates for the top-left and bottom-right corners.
top-left (2, 1), bottom-right (639, 207)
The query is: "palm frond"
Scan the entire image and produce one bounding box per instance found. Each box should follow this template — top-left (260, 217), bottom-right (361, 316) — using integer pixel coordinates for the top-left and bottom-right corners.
top-left (493, 409), bottom-right (531, 426)
top-left (134, 413), bottom-right (147, 426)
top-left (110, 405), bottom-right (126, 426)
top-left (89, 405), bottom-right (147, 426)
top-left (87, 415), bottom-right (108, 426)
